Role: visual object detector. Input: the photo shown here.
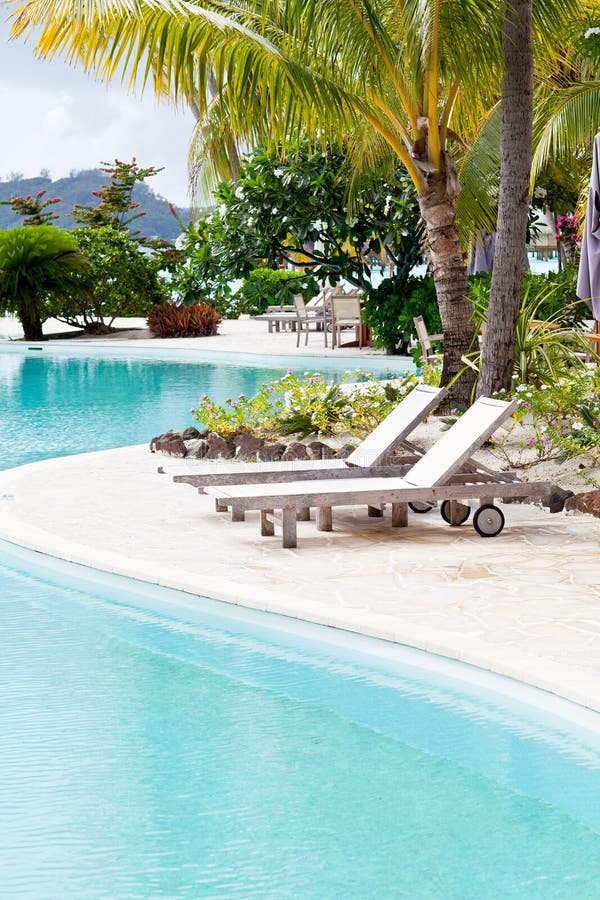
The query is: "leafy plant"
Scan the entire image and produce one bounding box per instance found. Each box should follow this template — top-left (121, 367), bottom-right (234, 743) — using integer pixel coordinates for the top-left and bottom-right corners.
top-left (467, 278), bottom-right (596, 388)
top-left (0, 224), bottom-right (90, 340)
top-left (229, 268), bottom-right (319, 316)
top-left (49, 225), bottom-right (169, 331)
top-left (174, 141), bottom-right (423, 310)
top-left (147, 302), bottom-right (221, 337)
top-left (363, 275), bottom-right (441, 355)
top-left (191, 369), bottom-right (420, 439)
top-left (487, 372), bottom-right (600, 470)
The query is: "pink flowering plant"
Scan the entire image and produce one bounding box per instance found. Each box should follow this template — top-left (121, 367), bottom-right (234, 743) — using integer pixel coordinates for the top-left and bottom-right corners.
top-left (0, 189), bottom-right (61, 225)
top-left (555, 214), bottom-right (581, 246)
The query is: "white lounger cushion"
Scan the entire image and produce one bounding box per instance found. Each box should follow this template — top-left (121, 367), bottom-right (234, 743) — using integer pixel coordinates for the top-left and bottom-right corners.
top-left (345, 383), bottom-right (446, 467)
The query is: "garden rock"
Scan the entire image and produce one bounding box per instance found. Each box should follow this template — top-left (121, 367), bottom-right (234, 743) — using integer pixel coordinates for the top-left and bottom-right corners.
top-left (257, 443), bottom-right (286, 462)
top-left (182, 426), bottom-right (206, 440)
top-left (543, 486), bottom-right (574, 514)
top-left (184, 438), bottom-right (209, 459)
top-left (334, 443), bottom-right (357, 459)
top-left (281, 442), bottom-right (310, 461)
top-left (565, 490), bottom-right (600, 517)
top-left (233, 432), bottom-right (264, 460)
top-left (306, 441), bottom-right (328, 460)
top-left (149, 430), bottom-right (187, 457)
top-left (206, 432), bottom-right (235, 459)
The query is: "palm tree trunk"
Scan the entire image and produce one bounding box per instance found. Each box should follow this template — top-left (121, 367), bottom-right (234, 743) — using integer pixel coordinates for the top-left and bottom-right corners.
top-left (18, 301), bottom-right (45, 341)
top-left (417, 170), bottom-right (477, 408)
top-left (478, 0), bottom-right (533, 396)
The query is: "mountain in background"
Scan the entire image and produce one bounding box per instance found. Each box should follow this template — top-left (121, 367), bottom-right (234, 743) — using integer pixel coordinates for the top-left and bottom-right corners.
top-left (0, 170), bottom-right (192, 241)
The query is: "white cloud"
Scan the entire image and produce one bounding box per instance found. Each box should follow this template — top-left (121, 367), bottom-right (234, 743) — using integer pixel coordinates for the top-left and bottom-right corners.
top-left (0, 27), bottom-right (196, 205)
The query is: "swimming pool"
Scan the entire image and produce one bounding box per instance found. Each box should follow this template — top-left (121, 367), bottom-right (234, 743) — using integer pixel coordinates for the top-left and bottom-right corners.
top-left (0, 342), bottom-right (408, 471)
top-left (2, 341), bottom-right (600, 896)
top-left (1, 540), bottom-right (600, 898)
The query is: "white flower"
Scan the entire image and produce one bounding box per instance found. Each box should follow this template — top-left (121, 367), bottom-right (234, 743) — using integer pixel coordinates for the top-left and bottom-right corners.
top-left (247, 216), bottom-right (254, 227)
top-left (572, 421), bottom-right (585, 431)
top-left (585, 27), bottom-right (600, 37)
top-left (516, 384), bottom-right (528, 393)
top-left (235, 186), bottom-right (244, 199)
top-left (533, 186), bottom-right (547, 200)
top-left (217, 204), bottom-right (227, 217)
top-left (274, 168), bottom-right (285, 177)
top-left (311, 219), bottom-right (327, 232)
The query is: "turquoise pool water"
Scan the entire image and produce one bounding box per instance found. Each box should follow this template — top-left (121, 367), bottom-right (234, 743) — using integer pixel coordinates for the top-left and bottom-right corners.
top-left (0, 343), bottom-right (405, 471)
top-left (2, 342), bottom-right (600, 896)
top-left (1, 543), bottom-right (600, 899)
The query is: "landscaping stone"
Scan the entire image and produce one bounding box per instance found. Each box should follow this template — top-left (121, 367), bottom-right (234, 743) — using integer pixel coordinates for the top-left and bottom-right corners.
top-left (544, 486), bottom-right (574, 514)
top-left (205, 432), bottom-right (235, 459)
top-left (565, 490), bottom-right (600, 517)
top-left (257, 442), bottom-right (286, 462)
top-left (334, 443), bottom-right (357, 459)
top-left (281, 442), bottom-right (310, 461)
top-left (184, 438), bottom-right (209, 459)
top-left (182, 426), bottom-right (206, 440)
top-left (233, 432), bottom-right (264, 460)
top-left (306, 440), bottom-right (328, 460)
top-left (149, 430), bottom-right (187, 457)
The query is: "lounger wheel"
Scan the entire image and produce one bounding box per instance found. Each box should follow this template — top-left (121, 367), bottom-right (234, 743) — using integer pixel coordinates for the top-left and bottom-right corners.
top-left (473, 504), bottom-right (505, 537)
top-left (440, 500), bottom-right (470, 526)
top-left (408, 501), bottom-right (434, 514)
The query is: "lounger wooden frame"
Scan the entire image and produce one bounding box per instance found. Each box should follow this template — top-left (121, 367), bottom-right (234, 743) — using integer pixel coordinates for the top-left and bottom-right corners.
top-left (205, 472), bottom-right (550, 548)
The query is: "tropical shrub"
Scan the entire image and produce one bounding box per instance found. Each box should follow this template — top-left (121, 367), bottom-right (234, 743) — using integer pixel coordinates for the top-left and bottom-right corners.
top-left (471, 266), bottom-right (585, 325)
top-left (467, 277), bottom-right (595, 389)
top-left (362, 275), bottom-right (441, 355)
top-left (147, 302), bottom-right (221, 337)
top-left (50, 225), bottom-right (169, 331)
top-left (191, 369), bottom-right (419, 439)
top-left (228, 268), bottom-right (319, 317)
top-left (486, 371), bottom-right (600, 474)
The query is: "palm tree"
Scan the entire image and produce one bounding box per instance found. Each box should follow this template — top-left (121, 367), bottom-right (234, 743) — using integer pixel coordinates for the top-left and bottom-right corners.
top-left (477, 0), bottom-right (534, 396)
top-left (0, 226), bottom-right (90, 340)
top-left (9, 0), bottom-right (580, 402)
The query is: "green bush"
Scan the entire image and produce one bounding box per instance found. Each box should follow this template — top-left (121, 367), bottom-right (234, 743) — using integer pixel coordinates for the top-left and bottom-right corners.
top-left (191, 369), bottom-right (420, 439)
top-left (469, 265), bottom-right (586, 326)
top-left (362, 275), bottom-right (441, 354)
top-left (227, 268), bottom-right (319, 316)
top-left (147, 302), bottom-right (221, 337)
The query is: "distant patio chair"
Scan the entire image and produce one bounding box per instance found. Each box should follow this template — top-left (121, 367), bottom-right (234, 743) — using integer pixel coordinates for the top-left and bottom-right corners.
top-left (413, 316), bottom-right (444, 365)
top-left (331, 296), bottom-right (363, 349)
top-left (293, 295), bottom-right (329, 347)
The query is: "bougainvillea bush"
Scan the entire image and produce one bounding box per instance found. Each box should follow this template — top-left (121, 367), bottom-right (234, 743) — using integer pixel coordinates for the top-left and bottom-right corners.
top-left (147, 302), bottom-right (221, 337)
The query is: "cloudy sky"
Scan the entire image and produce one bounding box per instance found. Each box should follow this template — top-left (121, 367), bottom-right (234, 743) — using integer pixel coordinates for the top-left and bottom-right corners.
top-left (0, 17), bottom-right (197, 206)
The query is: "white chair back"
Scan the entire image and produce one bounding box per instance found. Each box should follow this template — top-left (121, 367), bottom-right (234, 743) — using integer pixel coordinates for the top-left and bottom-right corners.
top-left (403, 397), bottom-right (518, 488)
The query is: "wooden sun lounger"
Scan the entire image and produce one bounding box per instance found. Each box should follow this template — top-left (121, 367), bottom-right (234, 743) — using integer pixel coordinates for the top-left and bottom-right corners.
top-left (164, 384), bottom-right (447, 494)
top-left (203, 397), bottom-right (553, 547)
